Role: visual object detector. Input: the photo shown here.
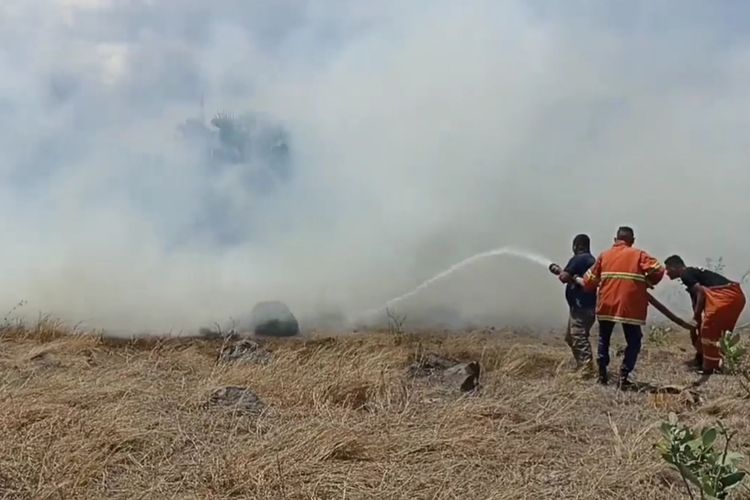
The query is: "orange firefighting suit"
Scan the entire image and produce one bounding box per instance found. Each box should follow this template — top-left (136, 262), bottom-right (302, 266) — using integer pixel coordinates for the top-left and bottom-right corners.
top-left (697, 283), bottom-right (746, 370)
top-left (583, 241), bottom-right (665, 325)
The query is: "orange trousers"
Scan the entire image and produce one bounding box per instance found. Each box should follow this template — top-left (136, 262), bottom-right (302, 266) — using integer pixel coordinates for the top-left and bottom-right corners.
top-left (695, 283), bottom-right (746, 370)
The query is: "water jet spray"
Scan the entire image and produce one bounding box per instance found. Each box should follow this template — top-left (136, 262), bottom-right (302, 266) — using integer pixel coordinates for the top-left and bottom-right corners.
top-left (355, 246), bottom-right (553, 324)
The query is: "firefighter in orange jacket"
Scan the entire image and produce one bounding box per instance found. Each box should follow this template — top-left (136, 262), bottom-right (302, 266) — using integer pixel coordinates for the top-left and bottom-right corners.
top-left (574, 227), bottom-right (665, 388)
top-left (664, 255), bottom-right (747, 374)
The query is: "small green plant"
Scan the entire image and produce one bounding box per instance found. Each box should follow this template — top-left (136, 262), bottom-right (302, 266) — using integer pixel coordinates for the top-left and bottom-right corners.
top-left (720, 331), bottom-right (750, 397)
top-left (648, 324), bottom-right (672, 346)
top-left (656, 414), bottom-right (746, 499)
top-left (721, 331), bottom-right (746, 375)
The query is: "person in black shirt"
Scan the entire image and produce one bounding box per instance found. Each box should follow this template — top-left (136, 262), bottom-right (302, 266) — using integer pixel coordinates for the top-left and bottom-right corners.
top-left (665, 255), bottom-right (747, 373)
top-left (549, 234), bottom-right (597, 374)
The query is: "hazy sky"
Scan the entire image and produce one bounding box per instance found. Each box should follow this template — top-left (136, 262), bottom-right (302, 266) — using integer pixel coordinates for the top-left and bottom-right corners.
top-left (1, 1), bottom-right (749, 333)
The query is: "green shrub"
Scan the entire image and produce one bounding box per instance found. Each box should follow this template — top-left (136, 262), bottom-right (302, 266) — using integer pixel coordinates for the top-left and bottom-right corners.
top-left (656, 414), bottom-right (746, 499)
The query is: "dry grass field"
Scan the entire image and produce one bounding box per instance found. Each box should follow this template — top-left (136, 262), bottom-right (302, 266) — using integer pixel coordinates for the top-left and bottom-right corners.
top-left (2, 320), bottom-right (750, 499)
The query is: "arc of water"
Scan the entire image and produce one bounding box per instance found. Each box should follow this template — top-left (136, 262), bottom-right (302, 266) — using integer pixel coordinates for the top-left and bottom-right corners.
top-left (359, 246), bottom-right (553, 319)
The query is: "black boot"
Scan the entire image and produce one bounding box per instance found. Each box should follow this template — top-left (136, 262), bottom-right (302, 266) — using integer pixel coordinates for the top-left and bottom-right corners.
top-left (686, 352), bottom-right (703, 368)
top-left (597, 365), bottom-right (608, 385)
top-left (618, 367), bottom-right (635, 391)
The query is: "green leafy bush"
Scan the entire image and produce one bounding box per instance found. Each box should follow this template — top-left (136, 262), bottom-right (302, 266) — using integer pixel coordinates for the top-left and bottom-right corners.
top-left (720, 331), bottom-right (746, 375)
top-left (720, 331), bottom-right (750, 397)
top-left (656, 414), bottom-right (746, 499)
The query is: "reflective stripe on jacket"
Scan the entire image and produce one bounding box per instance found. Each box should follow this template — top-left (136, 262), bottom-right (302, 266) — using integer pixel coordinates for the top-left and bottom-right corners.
top-left (583, 241), bottom-right (665, 325)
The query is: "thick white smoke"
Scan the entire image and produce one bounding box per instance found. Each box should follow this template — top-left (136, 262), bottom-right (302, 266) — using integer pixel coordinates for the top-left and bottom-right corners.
top-left (0, 1), bottom-right (748, 333)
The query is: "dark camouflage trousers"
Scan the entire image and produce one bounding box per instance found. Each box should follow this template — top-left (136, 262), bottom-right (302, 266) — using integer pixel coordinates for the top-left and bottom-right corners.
top-left (565, 308), bottom-right (595, 366)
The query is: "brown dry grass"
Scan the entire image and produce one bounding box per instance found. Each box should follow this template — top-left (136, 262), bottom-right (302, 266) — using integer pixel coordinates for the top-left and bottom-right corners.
top-left (2, 322), bottom-right (750, 499)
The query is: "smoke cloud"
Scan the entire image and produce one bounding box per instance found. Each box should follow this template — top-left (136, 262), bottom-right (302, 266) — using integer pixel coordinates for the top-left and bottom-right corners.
top-left (1, 1), bottom-right (749, 333)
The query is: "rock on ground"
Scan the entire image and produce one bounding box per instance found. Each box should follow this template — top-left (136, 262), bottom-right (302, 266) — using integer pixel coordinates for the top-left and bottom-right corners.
top-left (217, 339), bottom-right (272, 365)
top-left (251, 301), bottom-right (300, 338)
top-left (206, 387), bottom-right (266, 416)
top-left (444, 362), bottom-right (481, 392)
top-left (407, 353), bottom-right (481, 392)
top-left (406, 353), bottom-right (457, 377)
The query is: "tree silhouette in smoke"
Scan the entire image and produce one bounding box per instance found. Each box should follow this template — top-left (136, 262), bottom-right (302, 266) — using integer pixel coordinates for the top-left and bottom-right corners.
top-left (177, 109), bottom-right (292, 245)
top-left (180, 110), bottom-right (290, 175)
top-left (209, 112), bottom-right (248, 164)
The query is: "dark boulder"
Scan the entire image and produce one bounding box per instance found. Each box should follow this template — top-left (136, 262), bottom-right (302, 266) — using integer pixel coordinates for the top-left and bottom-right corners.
top-left (206, 386), bottom-right (266, 416)
top-left (218, 339), bottom-right (272, 365)
top-left (407, 353), bottom-right (481, 393)
top-left (251, 301), bottom-right (300, 338)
